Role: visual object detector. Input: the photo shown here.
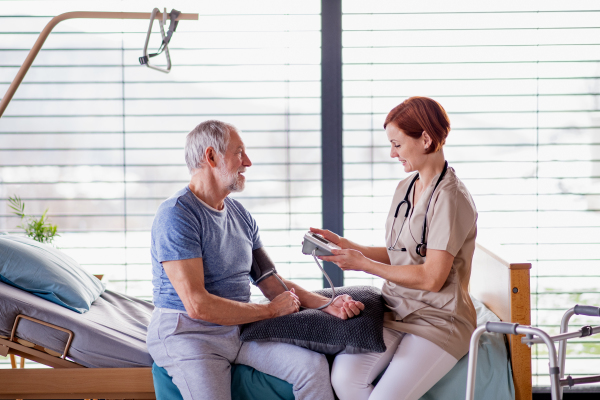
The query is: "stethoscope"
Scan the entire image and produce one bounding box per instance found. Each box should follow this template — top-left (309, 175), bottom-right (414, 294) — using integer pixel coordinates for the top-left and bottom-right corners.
top-left (387, 161), bottom-right (448, 257)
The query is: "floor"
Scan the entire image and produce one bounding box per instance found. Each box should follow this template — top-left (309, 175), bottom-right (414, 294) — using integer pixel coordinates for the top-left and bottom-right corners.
top-left (533, 392), bottom-right (600, 399)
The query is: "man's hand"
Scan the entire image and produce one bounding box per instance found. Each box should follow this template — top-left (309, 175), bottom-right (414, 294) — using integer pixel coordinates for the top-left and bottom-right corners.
top-left (322, 294), bottom-right (365, 320)
top-left (267, 288), bottom-right (301, 318)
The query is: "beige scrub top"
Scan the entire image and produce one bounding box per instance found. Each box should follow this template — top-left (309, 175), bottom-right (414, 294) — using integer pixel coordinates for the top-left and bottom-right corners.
top-left (382, 166), bottom-right (478, 360)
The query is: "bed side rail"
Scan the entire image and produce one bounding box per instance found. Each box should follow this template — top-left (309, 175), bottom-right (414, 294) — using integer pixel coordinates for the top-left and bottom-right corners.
top-left (10, 314), bottom-right (74, 360)
top-left (0, 314), bottom-right (83, 369)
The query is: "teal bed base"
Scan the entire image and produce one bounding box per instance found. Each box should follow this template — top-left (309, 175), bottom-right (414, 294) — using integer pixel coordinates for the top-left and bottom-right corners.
top-left (152, 362), bottom-right (293, 400)
top-left (152, 329), bottom-right (514, 400)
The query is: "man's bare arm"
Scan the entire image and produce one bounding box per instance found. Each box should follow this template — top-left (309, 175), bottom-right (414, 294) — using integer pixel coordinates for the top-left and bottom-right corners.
top-left (258, 274), bottom-right (327, 307)
top-left (163, 257), bottom-right (300, 325)
top-left (257, 274), bottom-right (364, 319)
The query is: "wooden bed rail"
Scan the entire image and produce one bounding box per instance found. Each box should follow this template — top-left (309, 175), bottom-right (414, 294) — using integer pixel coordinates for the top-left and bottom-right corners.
top-left (0, 336), bottom-right (82, 369)
top-left (0, 368), bottom-right (155, 399)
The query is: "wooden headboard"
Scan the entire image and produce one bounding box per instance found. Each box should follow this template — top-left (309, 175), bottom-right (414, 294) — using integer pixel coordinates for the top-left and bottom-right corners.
top-left (470, 243), bottom-right (532, 400)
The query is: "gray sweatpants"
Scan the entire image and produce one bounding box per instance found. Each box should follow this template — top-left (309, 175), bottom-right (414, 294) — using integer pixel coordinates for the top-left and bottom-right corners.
top-left (147, 308), bottom-right (334, 400)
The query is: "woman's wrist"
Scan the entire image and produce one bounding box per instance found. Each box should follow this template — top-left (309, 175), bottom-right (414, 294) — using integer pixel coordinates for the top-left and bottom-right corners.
top-left (338, 237), bottom-right (350, 249)
top-left (360, 257), bottom-right (377, 274)
top-left (363, 258), bottom-right (389, 278)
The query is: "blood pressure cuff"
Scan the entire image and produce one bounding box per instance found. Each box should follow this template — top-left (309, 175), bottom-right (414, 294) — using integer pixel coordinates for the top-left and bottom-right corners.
top-left (249, 247), bottom-right (278, 285)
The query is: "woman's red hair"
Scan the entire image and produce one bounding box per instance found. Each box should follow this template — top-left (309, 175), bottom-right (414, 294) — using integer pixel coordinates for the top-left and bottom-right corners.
top-left (383, 97), bottom-right (451, 154)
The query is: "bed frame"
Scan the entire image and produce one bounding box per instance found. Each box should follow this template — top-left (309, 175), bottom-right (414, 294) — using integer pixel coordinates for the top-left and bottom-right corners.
top-left (0, 243), bottom-right (531, 399)
top-left (470, 243), bottom-right (532, 400)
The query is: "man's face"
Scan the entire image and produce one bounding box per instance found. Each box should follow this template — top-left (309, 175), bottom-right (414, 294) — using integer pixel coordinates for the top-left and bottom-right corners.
top-left (217, 129), bottom-right (252, 192)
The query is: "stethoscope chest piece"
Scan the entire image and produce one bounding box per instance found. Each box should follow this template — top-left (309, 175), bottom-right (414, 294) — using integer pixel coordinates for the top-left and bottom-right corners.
top-left (416, 243), bottom-right (427, 257)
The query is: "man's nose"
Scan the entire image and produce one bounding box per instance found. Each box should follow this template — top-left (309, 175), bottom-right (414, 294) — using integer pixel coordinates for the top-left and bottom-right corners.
top-left (243, 152), bottom-right (252, 167)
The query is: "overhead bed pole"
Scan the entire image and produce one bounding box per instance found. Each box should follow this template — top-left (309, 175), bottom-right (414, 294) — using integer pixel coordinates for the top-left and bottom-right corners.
top-left (0, 10), bottom-right (199, 118)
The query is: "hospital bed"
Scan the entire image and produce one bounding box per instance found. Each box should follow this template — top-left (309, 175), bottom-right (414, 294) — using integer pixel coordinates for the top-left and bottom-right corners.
top-left (0, 243), bottom-right (532, 400)
top-left (0, 282), bottom-right (155, 399)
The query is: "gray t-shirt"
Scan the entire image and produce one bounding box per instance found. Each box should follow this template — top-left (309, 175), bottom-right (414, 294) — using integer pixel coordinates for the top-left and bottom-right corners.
top-left (151, 186), bottom-right (263, 311)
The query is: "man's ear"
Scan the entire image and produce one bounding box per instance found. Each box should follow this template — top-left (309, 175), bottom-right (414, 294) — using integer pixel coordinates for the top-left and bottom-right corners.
top-left (422, 131), bottom-right (433, 151)
top-left (205, 147), bottom-right (219, 168)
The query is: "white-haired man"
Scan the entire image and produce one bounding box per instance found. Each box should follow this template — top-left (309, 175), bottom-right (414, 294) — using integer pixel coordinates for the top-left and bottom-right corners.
top-left (146, 120), bottom-right (364, 400)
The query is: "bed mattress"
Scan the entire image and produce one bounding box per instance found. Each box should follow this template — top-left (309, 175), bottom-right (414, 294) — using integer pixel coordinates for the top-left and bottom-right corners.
top-left (0, 281), bottom-right (154, 368)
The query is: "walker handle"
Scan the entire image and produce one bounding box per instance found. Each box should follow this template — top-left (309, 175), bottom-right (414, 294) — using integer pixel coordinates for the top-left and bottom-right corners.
top-left (486, 321), bottom-right (519, 335)
top-left (574, 305), bottom-right (600, 317)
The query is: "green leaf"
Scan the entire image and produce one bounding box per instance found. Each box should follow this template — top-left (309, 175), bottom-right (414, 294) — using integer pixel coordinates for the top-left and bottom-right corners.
top-left (7, 196), bottom-right (59, 244)
top-left (8, 195), bottom-right (26, 219)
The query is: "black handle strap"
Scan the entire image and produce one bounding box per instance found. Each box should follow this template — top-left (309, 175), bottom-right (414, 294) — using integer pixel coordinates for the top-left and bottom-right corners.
top-left (156, 9), bottom-right (181, 54)
top-left (139, 9), bottom-right (181, 65)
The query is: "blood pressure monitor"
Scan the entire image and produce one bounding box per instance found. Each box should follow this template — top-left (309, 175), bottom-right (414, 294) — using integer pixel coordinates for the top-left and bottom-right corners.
top-left (302, 232), bottom-right (341, 256)
top-left (301, 231), bottom-right (340, 309)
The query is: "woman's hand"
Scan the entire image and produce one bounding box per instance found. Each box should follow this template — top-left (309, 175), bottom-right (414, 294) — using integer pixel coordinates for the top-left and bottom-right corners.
top-left (322, 294), bottom-right (365, 320)
top-left (319, 249), bottom-right (370, 273)
top-left (309, 227), bottom-right (345, 248)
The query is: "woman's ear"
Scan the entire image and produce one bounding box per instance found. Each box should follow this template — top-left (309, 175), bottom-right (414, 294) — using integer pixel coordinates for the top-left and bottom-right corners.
top-left (422, 131), bottom-right (433, 151)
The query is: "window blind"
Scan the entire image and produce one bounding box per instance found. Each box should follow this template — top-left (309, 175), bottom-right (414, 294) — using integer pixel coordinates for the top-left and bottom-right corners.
top-left (342, 0), bottom-right (600, 387)
top-left (0, 0), bottom-right (322, 369)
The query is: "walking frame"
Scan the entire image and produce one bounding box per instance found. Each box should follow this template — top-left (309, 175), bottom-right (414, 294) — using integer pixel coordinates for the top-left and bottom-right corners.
top-left (466, 305), bottom-right (600, 400)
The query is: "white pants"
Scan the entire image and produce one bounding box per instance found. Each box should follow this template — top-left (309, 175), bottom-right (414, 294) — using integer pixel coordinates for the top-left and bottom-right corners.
top-left (331, 328), bottom-right (457, 400)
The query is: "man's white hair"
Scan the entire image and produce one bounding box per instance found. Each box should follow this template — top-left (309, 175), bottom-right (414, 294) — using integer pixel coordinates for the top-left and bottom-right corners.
top-left (185, 120), bottom-right (236, 173)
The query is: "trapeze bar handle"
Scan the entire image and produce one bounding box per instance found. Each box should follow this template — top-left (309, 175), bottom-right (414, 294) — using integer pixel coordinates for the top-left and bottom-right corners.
top-left (485, 321), bottom-right (519, 335)
top-left (574, 305), bottom-right (600, 317)
top-left (0, 10), bottom-right (198, 118)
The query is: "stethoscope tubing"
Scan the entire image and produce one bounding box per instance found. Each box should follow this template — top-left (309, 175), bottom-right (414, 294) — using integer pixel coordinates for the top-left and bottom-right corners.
top-left (388, 161), bottom-right (448, 256)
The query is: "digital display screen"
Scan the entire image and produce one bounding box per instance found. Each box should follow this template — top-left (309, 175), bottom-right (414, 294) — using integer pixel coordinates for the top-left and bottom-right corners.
top-left (312, 233), bottom-right (330, 244)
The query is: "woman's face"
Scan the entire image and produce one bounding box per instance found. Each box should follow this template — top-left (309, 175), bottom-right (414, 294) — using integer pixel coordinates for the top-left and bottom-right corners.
top-left (386, 123), bottom-right (430, 173)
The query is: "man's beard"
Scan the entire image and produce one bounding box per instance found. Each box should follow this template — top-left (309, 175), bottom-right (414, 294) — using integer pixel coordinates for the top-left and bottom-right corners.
top-left (218, 163), bottom-right (245, 192)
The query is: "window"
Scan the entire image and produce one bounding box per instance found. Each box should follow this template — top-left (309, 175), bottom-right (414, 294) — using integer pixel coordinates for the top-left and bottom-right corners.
top-left (342, 0), bottom-right (600, 386)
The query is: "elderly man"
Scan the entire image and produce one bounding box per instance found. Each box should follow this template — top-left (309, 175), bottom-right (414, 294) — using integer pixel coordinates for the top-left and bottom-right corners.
top-left (146, 120), bottom-right (364, 400)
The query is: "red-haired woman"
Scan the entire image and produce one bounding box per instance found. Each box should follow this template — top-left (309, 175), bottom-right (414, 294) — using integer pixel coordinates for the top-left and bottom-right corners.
top-left (313, 97), bottom-right (478, 400)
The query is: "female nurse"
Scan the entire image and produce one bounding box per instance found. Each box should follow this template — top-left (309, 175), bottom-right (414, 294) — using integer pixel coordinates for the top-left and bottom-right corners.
top-left (314, 97), bottom-right (478, 400)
